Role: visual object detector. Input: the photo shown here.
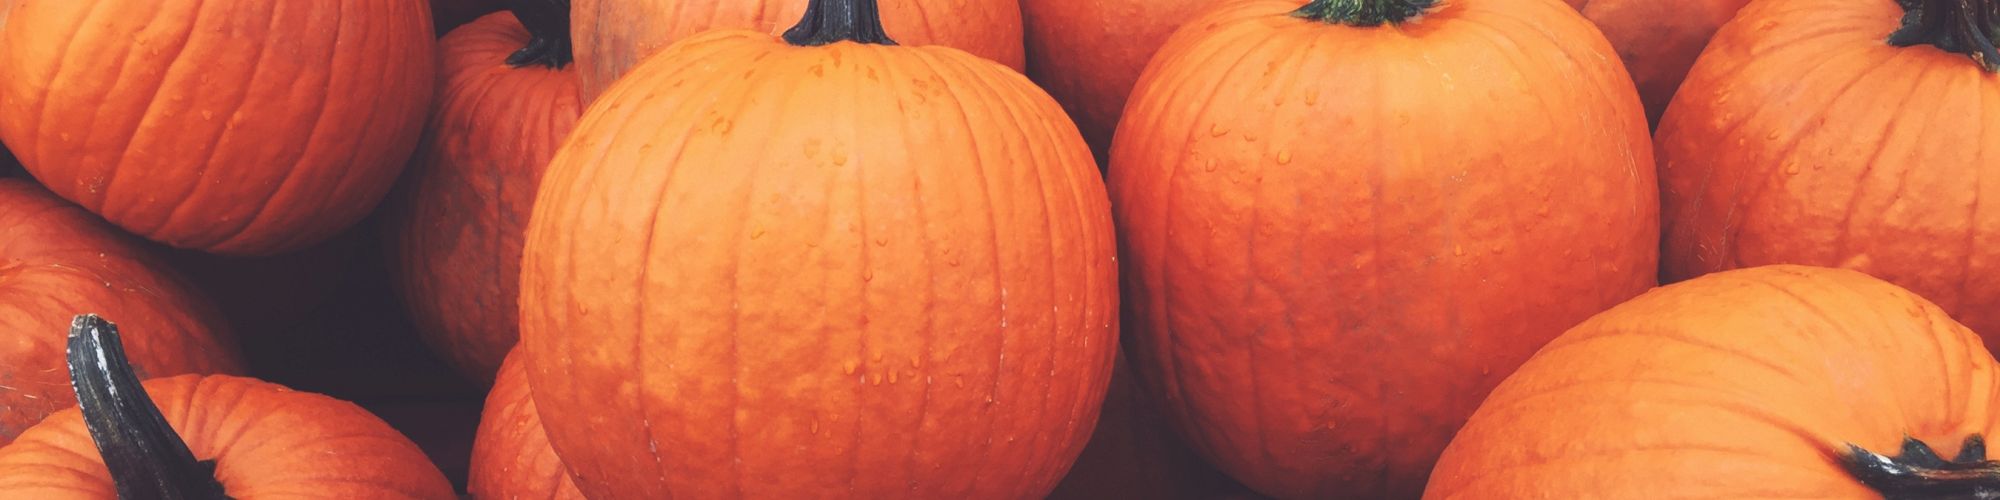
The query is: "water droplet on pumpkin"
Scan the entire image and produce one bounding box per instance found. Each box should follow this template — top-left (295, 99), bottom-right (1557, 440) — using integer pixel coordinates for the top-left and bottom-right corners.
top-left (1209, 124), bottom-right (1228, 137)
top-left (842, 360), bottom-right (858, 374)
top-left (874, 237), bottom-right (888, 247)
top-left (1453, 245), bottom-right (1465, 256)
top-left (832, 152), bottom-right (848, 166)
top-left (810, 418), bottom-right (820, 434)
top-left (872, 374), bottom-right (883, 385)
top-left (1783, 162), bottom-right (1801, 175)
top-left (1304, 89), bottom-right (1320, 105)
top-left (946, 256), bottom-right (960, 266)
top-left (863, 270), bottom-right (874, 282)
top-left (803, 139), bottom-right (822, 157)
top-left (713, 118), bottom-right (733, 134)
top-left (1766, 130), bottom-right (1780, 140)
top-left (808, 64), bottom-right (825, 77)
top-left (1276, 151), bottom-right (1292, 164)
top-left (749, 227), bottom-right (765, 240)
top-left (888, 371), bottom-right (899, 384)
top-left (1203, 160), bottom-right (1218, 172)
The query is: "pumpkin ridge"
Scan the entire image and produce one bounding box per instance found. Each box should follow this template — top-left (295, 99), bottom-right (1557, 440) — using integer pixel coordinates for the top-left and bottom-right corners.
top-left (24, 0), bottom-right (121, 182)
top-left (881, 48), bottom-right (943, 490)
top-left (1826, 53), bottom-right (1942, 262)
top-left (91, 0), bottom-right (218, 226)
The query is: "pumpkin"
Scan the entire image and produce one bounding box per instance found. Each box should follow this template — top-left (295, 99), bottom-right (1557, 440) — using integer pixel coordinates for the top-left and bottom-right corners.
top-left (570, 0), bottom-right (1025, 103)
top-left (1106, 0), bottom-right (1658, 497)
top-left (471, 349), bottom-right (584, 499)
top-left (0, 0), bottom-right (437, 256)
top-left (387, 0), bottom-right (583, 383)
top-left (1019, 0), bottom-right (1224, 164)
top-left (1658, 0), bottom-right (2000, 347)
top-left (0, 179), bottom-right (244, 445)
top-left (1047, 353), bottom-right (1254, 500)
top-left (1425, 265), bottom-right (2000, 498)
top-left (0, 315), bottom-right (453, 498)
top-left (517, 0), bottom-right (1118, 496)
top-left (1579, 0), bottom-right (1751, 126)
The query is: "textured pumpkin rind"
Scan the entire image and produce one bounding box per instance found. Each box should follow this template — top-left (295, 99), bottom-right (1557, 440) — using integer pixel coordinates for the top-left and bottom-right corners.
top-left (387, 10), bottom-right (583, 384)
top-left (0, 179), bottom-right (244, 445)
top-left (1582, 0), bottom-right (1750, 126)
top-left (1426, 265), bottom-right (2000, 498)
top-left (521, 30), bottom-right (1118, 499)
top-left (0, 374), bottom-right (454, 499)
top-left (0, 0), bottom-right (437, 256)
top-left (1020, 0), bottom-right (1223, 163)
top-left (1107, 1), bottom-right (1658, 498)
top-left (470, 350), bottom-right (583, 500)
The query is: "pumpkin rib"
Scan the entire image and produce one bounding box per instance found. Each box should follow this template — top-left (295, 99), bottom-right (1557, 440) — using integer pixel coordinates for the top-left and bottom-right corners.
top-left (1824, 55), bottom-right (1942, 261)
top-left (144, 1), bottom-right (297, 237)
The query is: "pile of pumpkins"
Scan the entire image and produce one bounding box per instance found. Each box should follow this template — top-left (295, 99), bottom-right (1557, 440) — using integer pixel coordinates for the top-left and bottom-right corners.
top-left (0, 0), bottom-right (1991, 497)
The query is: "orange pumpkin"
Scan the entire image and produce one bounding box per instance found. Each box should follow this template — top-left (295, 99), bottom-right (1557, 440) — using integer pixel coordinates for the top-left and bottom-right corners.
top-left (1658, 0), bottom-right (2000, 346)
top-left (1107, 0), bottom-right (1657, 497)
top-left (0, 179), bottom-right (244, 445)
top-left (1019, 0), bottom-right (1224, 163)
top-left (471, 349), bottom-right (584, 499)
top-left (1580, 0), bottom-right (1751, 125)
top-left (388, 1), bottom-right (583, 383)
top-left (518, 0), bottom-right (1118, 496)
top-left (0, 315), bottom-right (453, 499)
top-left (570, 0), bottom-right (1025, 103)
top-left (0, 0), bottom-right (437, 256)
top-left (1426, 265), bottom-right (2000, 498)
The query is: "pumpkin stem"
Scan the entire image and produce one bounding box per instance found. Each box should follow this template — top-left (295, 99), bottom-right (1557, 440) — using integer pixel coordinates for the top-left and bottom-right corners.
top-left (1292, 0), bottom-right (1438, 27)
top-left (1840, 435), bottom-right (2000, 499)
top-left (68, 314), bottom-right (231, 500)
top-left (1888, 0), bottom-right (2000, 72)
top-left (504, 0), bottom-right (573, 69)
top-left (782, 0), bottom-right (897, 46)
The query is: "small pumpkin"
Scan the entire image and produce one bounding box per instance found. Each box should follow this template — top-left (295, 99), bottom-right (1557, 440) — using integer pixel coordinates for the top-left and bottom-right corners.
top-left (387, 0), bottom-right (583, 383)
top-left (470, 348), bottom-right (583, 499)
top-left (0, 315), bottom-right (454, 498)
top-left (0, 179), bottom-right (244, 445)
top-left (519, 0), bottom-right (1118, 496)
top-left (1579, 0), bottom-right (1751, 126)
top-left (1019, 0), bottom-right (1225, 164)
top-left (0, 0), bottom-right (437, 256)
top-left (1107, 0), bottom-right (1657, 497)
top-left (1426, 265), bottom-right (2000, 498)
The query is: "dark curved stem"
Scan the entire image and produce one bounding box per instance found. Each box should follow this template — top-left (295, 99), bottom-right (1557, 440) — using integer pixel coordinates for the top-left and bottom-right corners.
top-left (1888, 0), bottom-right (2000, 72)
top-left (782, 0), bottom-right (897, 47)
top-left (504, 0), bottom-right (573, 69)
top-left (1841, 435), bottom-right (2000, 499)
top-left (1292, 0), bottom-right (1438, 27)
top-left (68, 314), bottom-right (230, 500)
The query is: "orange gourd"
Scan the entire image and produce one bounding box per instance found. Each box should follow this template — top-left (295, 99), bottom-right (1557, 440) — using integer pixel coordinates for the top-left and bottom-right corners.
top-left (1659, 0), bottom-right (2000, 346)
top-left (0, 0), bottom-right (437, 256)
top-left (470, 349), bottom-right (584, 499)
top-left (1580, 0), bottom-right (1751, 126)
top-left (1107, 0), bottom-right (1658, 497)
top-left (388, 0), bottom-right (583, 383)
top-left (1426, 265), bottom-right (2000, 498)
top-left (1019, 0), bottom-right (1224, 163)
top-left (518, 0), bottom-right (1118, 496)
top-left (570, 0), bottom-right (1025, 103)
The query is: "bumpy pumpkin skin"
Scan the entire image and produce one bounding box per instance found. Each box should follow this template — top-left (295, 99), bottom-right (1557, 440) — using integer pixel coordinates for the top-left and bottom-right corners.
top-left (0, 179), bottom-right (244, 445)
top-left (471, 350), bottom-right (584, 500)
top-left (0, 0), bottom-right (437, 256)
top-left (387, 10), bottom-right (582, 384)
top-left (570, 0), bottom-right (1025, 103)
top-left (1020, 0), bottom-right (1224, 163)
top-left (520, 30), bottom-right (1118, 499)
top-left (1581, 0), bottom-right (1750, 126)
top-left (1658, 0), bottom-right (2000, 348)
top-left (1426, 265), bottom-right (2000, 498)
top-left (1108, 1), bottom-right (1658, 497)
top-left (0, 374), bottom-right (453, 498)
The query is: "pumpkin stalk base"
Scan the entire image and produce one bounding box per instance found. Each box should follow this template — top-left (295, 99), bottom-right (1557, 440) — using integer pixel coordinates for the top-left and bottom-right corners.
top-left (1841, 435), bottom-right (2000, 499)
top-left (783, 0), bottom-right (898, 46)
top-left (69, 315), bottom-right (233, 500)
top-left (504, 0), bottom-right (573, 69)
top-left (1888, 0), bottom-right (2000, 72)
top-left (1292, 0), bottom-right (1438, 27)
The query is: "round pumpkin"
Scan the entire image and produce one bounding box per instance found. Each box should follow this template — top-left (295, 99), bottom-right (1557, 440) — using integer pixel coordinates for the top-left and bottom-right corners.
top-left (570, 0), bottom-right (1025, 103)
top-left (518, 0), bottom-right (1118, 496)
top-left (471, 349), bottom-right (583, 499)
top-left (0, 0), bottom-right (438, 256)
top-left (1019, 0), bottom-right (1224, 164)
top-left (1580, 0), bottom-right (1750, 126)
top-left (1106, 0), bottom-right (1658, 497)
top-left (1658, 0), bottom-right (2000, 347)
top-left (387, 1), bottom-right (583, 383)
top-left (1426, 265), bottom-right (2000, 498)
top-left (0, 179), bottom-right (244, 445)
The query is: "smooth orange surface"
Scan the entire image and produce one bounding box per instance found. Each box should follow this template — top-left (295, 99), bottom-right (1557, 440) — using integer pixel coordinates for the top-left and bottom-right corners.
top-left (1581, 0), bottom-right (1750, 126)
top-left (1658, 0), bottom-right (2000, 347)
top-left (1427, 265), bottom-right (2000, 498)
top-left (0, 0), bottom-right (437, 256)
top-left (387, 11), bottom-right (582, 384)
top-left (470, 350), bottom-right (583, 500)
top-left (0, 179), bottom-right (244, 445)
top-left (1021, 0), bottom-right (1226, 163)
top-left (1107, 1), bottom-right (1658, 497)
top-left (571, 0), bottom-right (1025, 103)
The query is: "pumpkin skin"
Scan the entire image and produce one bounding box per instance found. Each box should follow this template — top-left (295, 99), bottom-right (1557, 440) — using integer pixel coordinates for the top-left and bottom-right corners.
top-left (387, 9), bottom-right (582, 384)
top-left (1658, 0), bottom-right (2000, 348)
top-left (1425, 265), bottom-right (2000, 498)
top-left (1046, 353), bottom-right (1253, 500)
top-left (570, 0), bottom-right (1026, 103)
top-left (0, 179), bottom-right (244, 445)
top-left (519, 11), bottom-right (1118, 499)
top-left (1107, 0), bottom-right (1658, 497)
top-left (1580, 0), bottom-right (1750, 126)
top-left (470, 349), bottom-right (584, 500)
top-left (0, 0), bottom-right (437, 256)
top-left (1019, 0), bottom-right (1224, 163)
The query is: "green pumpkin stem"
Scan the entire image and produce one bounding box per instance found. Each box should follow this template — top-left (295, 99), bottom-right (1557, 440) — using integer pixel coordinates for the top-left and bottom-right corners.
top-left (783, 0), bottom-right (897, 46)
top-left (1292, 0), bottom-right (1438, 27)
top-left (1840, 435), bottom-right (2000, 498)
top-left (68, 314), bottom-right (231, 500)
top-left (504, 0), bottom-right (574, 69)
top-left (1888, 0), bottom-right (2000, 72)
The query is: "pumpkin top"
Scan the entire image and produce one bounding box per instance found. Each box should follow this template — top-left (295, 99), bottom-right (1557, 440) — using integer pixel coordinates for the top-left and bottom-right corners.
top-left (1889, 0), bottom-right (2000, 72)
top-left (67, 315), bottom-right (230, 499)
top-left (1292, 0), bottom-right (1440, 26)
top-left (504, 0), bottom-right (573, 68)
top-left (783, 0), bottom-right (898, 46)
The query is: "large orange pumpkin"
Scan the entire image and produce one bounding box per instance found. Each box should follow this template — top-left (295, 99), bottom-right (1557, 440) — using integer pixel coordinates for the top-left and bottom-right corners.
top-left (1579, 0), bottom-right (1751, 126)
top-left (1658, 0), bottom-right (2000, 346)
top-left (1019, 0), bottom-right (1223, 163)
top-left (0, 0), bottom-right (437, 256)
top-left (1426, 265), bottom-right (2000, 498)
top-left (570, 0), bottom-right (1025, 103)
top-left (1107, 0), bottom-right (1658, 497)
top-left (471, 349), bottom-right (583, 499)
top-left (388, 1), bottom-right (583, 383)
top-left (0, 179), bottom-right (244, 445)
top-left (518, 0), bottom-right (1119, 496)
